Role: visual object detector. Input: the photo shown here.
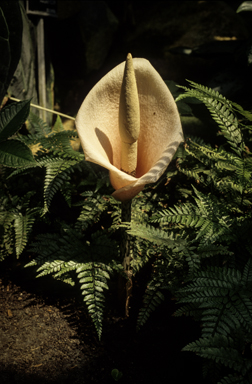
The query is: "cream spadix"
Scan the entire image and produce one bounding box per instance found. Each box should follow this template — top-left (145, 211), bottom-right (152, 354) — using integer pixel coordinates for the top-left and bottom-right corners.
top-left (75, 56), bottom-right (183, 202)
top-left (119, 53), bottom-right (140, 176)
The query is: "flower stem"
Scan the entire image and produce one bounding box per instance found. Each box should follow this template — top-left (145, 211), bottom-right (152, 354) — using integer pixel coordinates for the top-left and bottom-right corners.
top-left (119, 199), bottom-right (133, 317)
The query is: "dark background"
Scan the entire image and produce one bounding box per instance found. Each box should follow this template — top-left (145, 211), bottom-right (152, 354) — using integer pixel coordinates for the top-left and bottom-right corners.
top-left (25, 0), bottom-right (251, 116)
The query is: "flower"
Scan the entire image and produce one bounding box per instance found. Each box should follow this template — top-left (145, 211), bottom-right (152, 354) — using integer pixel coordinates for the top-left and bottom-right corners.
top-left (75, 54), bottom-right (183, 201)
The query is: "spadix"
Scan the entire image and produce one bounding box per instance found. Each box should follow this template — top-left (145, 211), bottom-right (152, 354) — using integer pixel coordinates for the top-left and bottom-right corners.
top-left (119, 53), bottom-right (140, 177)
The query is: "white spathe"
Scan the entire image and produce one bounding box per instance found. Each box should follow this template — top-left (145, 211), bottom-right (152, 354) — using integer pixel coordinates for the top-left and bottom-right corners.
top-left (75, 57), bottom-right (184, 201)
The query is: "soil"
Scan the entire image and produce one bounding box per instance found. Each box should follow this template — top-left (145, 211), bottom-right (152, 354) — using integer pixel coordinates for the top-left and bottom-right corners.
top-left (0, 259), bottom-right (203, 384)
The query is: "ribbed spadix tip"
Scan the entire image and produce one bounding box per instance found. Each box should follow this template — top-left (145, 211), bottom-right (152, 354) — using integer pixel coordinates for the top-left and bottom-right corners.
top-left (119, 53), bottom-right (140, 176)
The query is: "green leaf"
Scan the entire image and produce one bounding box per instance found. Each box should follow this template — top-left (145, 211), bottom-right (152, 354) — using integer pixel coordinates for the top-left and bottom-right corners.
top-left (0, 139), bottom-right (35, 167)
top-left (0, 99), bottom-right (31, 140)
top-left (237, 1), bottom-right (252, 13)
top-left (52, 115), bottom-right (64, 132)
top-left (14, 212), bottom-right (36, 258)
top-left (111, 369), bottom-right (123, 381)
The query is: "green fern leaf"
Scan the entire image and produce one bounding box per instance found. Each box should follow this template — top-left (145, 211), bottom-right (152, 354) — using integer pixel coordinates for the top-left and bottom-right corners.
top-left (241, 258), bottom-right (252, 286)
top-left (176, 80), bottom-right (244, 156)
top-left (218, 373), bottom-right (251, 384)
top-left (77, 261), bottom-right (112, 340)
top-left (0, 210), bottom-right (16, 256)
top-left (28, 111), bottom-right (51, 136)
top-left (13, 210), bottom-right (36, 258)
top-left (176, 265), bottom-right (252, 339)
top-left (183, 335), bottom-right (251, 375)
top-left (127, 222), bottom-right (184, 248)
top-left (137, 285), bottom-right (164, 330)
top-left (26, 228), bottom-right (116, 339)
top-left (77, 193), bottom-right (112, 231)
top-left (43, 158), bottom-right (78, 212)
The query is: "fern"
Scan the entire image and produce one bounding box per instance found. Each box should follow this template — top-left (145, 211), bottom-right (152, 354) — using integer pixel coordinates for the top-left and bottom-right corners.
top-left (2, 77), bottom-right (252, 382)
top-left (176, 81), bottom-right (244, 156)
top-left (151, 187), bottom-right (235, 252)
top-left (14, 122), bottom-right (85, 213)
top-left (137, 283), bottom-right (165, 331)
top-left (13, 208), bottom-right (39, 257)
top-left (26, 226), bottom-right (118, 339)
top-left (124, 81), bottom-right (252, 382)
top-left (175, 264), bottom-right (252, 329)
top-left (218, 373), bottom-right (251, 384)
top-left (182, 335), bottom-right (252, 376)
top-left (76, 192), bottom-right (114, 231)
top-left (136, 254), bottom-right (180, 330)
top-left (127, 221), bottom-right (185, 248)
top-left (0, 191), bottom-right (40, 258)
top-left (77, 260), bottom-right (112, 339)
top-left (174, 261), bottom-right (252, 380)
top-left (0, 210), bottom-right (16, 258)
top-left (43, 158), bottom-right (80, 213)
top-left (27, 111), bottom-right (52, 136)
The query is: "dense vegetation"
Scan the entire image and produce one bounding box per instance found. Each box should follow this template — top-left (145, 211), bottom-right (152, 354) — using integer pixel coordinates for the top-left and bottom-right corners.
top-left (1, 79), bottom-right (252, 383)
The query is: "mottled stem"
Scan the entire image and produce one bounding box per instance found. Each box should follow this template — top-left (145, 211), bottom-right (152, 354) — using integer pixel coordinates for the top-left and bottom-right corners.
top-left (119, 199), bottom-right (133, 317)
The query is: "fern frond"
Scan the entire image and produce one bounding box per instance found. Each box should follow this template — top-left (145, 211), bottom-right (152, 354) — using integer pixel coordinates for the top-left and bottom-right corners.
top-left (26, 227), bottom-right (117, 339)
top-left (231, 101), bottom-right (252, 123)
top-left (183, 335), bottom-right (252, 376)
top-left (42, 130), bottom-right (81, 159)
top-left (151, 202), bottom-right (200, 227)
top-left (176, 80), bottom-right (244, 156)
top-left (127, 222), bottom-right (184, 248)
top-left (197, 243), bottom-right (233, 259)
top-left (28, 111), bottom-right (51, 136)
top-left (241, 258), bottom-right (252, 286)
top-left (43, 158), bottom-right (79, 212)
top-left (137, 285), bottom-right (164, 331)
top-left (130, 237), bottom-right (158, 273)
top-left (183, 245), bottom-right (201, 277)
top-left (76, 193), bottom-right (111, 231)
top-left (218, 373), bottom-right (251, 384)
top-left (0, 210), bottom-right (16, 256)
top-left (192, 187), bottom-right (234, 244)
top-left (13, 209), bottom-right (38, 258)
top-left (36, 259), bottom-right (69, 277)
top-left (176, 264), bottom-right (252, 339)
top-left (77, 261), bottom-right (112, 340)
top-left (151, 186), bottom-right (235, 248)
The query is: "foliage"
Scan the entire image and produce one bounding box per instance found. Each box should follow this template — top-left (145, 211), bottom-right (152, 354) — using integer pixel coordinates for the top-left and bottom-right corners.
top-left (237, 1), bottom-right (252, 14)
top-left (0, 190), bottom-right (40, 259)
top-left (0, 99), bottom-right (35, 167)
top-left (25, 227), bottom-right (117, 340)
top-left (0, 99), bottom-right (38, 259)
top-left (111, 368), bottom-right (123, 382)
top-left (1, 76), bottom-right (252, 382)
top-left (175, 263), bottom-right (252, 383)
top-left (126, 80), bottom-right (252, 383)
top-left (0, 107), bottom-right (122, 338)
